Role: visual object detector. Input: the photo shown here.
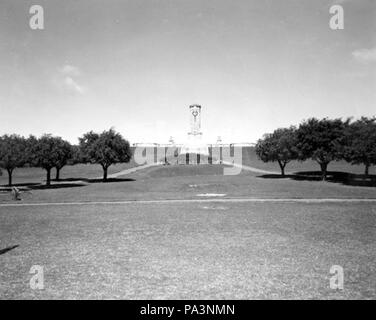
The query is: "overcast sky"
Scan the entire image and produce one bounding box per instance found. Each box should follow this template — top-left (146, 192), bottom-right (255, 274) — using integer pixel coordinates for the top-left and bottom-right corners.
top-left (0, 0), bottom-right (375, 144)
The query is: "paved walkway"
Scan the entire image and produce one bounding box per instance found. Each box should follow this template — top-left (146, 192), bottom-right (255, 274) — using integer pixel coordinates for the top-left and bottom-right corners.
top-left (95, 162), bottom-right (161, 179)
top-left (1, 198), bottom-right (376, 207)
top-left (222, 161), bottom-right (282, 175)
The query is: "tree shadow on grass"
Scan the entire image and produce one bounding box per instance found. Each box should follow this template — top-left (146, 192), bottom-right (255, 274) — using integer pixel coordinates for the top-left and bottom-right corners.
top-left (53, 177), bottom-right (136, 183)
top-left (88, 178), bottom-right (136, 183)
top-left (0, 245), bottom-right (19, 256)
top-left (29, 183), bottom-right (87, 190)
top-left (0, 183), bottom-right (40, 188)
top-left (0, 183), bottom-right (86, 192)
top-left (1, 178), bottom-right (136, 192)
top-left (256, 174), bottom-right (296, 179)
top-left (258, 171), bottom-right (376, 187)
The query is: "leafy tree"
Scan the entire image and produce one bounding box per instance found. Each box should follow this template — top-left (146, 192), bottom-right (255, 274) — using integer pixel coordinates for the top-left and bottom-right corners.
top-left (296, 118), bottom-right (349, 181)
top-left (67, 145), bottom-right (82, 165)
top-left (79, 129), bottom-right (132, 181)
top-left (54, 139), bottom-right (73, 180)
top-left (0, 134), bottom-right (28, 186)
top-left (343, 117), bottom-right (376, 177)
top-left (30, 135), bottom-right (64, 186)
top-left (255, 127), bottom-right (298, 176)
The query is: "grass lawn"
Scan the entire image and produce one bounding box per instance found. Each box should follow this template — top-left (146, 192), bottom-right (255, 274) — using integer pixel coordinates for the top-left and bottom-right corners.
top-left (1, 202), bottom-right (375, 299)
top-left (0, 148), bottom-right (375, 299)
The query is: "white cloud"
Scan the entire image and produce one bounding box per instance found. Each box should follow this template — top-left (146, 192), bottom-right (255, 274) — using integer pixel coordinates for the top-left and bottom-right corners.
top-left (352, 47), bottom-right (376, 63)
top-left (64, 76), bottom-right (85, 94)
top-left (58, 64), bottom-right (81, 77)
top-left (57, 64), bottom-right (86, 94)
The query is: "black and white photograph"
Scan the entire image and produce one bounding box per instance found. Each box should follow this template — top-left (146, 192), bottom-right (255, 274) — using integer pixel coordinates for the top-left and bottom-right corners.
top-left (0, 0), bottom-right (375, 305)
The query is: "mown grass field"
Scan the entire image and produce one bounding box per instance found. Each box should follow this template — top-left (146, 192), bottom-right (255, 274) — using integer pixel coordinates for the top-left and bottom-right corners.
top-left (1, 202), bottom-right (375, 299)
top-left (0, 148), bottom-right (375, 299)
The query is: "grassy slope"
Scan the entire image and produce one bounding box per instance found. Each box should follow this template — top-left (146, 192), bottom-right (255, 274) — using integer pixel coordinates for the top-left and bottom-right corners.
top-left (0, 164), bottom-right (375, 204)
top-left (0, 147), bottom-right (375, 204)
top-left (1, 147), bottom-right (374, 187)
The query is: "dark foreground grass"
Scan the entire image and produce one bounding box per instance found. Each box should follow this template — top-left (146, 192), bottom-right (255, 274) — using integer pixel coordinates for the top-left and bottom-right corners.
top-left (0, 202), bottom-right (375, 299)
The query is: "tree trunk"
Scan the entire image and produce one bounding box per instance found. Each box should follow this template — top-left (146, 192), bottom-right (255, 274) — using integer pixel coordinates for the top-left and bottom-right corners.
top-left (103, 166), bottom-right (108, 181)
top-left (46, 168), bottom-right (51, 186)
top-left (319, 162), bottom-right (328, 181)
top-left (7, 168), bottom-right (13, 186)
top-left (365, 164), bottom-right (370, 178)
top-left (55, 167), bottom-right (60, 181)
top-left (277, 160), bottom-right (285, 177)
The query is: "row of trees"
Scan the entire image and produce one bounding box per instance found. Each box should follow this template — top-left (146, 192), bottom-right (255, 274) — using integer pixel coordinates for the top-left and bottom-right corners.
top-left (0, 129), bottom-right (132, 186)
top-left (255, 117), bottom-right (376, 180)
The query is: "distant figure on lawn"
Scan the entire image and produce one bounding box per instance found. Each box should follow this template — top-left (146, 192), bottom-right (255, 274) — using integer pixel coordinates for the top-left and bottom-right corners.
top-left (11, 187), bottom-right (21, 201)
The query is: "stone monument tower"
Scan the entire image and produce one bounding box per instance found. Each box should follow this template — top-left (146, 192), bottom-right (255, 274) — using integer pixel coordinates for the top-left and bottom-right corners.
top-left (180, 104), bottom-right (209, 157)
top-left (189, 104), bottom-right (202, 136)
